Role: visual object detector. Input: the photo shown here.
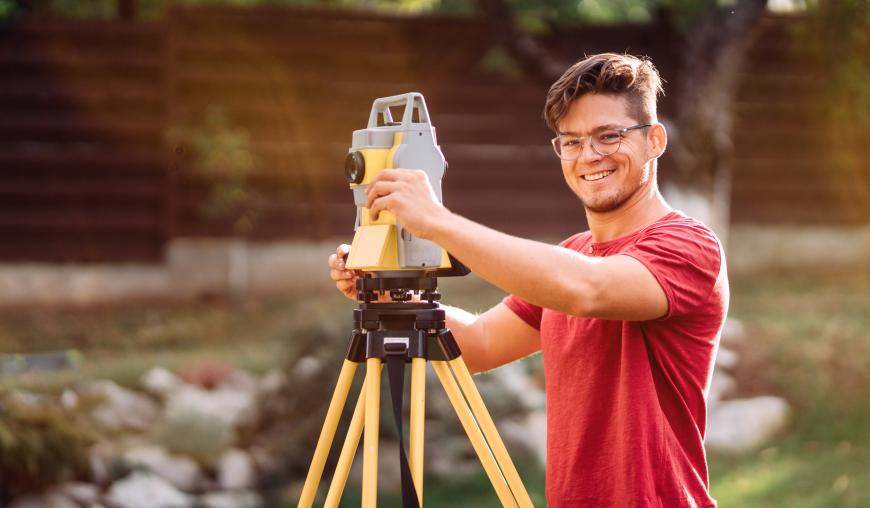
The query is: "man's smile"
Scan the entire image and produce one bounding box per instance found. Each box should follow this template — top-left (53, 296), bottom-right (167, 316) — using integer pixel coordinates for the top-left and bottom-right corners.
top-left (581, 169), bottom-right (616, 181)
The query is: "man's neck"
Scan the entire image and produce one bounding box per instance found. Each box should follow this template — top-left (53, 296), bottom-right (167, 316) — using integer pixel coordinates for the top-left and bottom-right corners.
top-left (586, 185), bottom-right (672, 243)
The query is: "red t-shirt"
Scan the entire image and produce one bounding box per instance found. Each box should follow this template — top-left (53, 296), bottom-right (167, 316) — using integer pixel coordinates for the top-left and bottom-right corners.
top-left (504, 211), bottom-right (728, 507)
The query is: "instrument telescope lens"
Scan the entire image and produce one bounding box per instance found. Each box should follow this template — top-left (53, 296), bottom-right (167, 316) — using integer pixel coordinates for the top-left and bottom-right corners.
top-left (345, 151), bottom-right (365, 184)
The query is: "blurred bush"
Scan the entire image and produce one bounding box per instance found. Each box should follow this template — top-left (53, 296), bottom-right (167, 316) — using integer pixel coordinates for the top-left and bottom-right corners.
top-left (0, 392), bottom-right (94, 502)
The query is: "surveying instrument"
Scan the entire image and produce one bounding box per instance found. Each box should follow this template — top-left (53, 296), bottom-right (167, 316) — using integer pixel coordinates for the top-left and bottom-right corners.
top-left (298, 93), bottom-right (534, 508)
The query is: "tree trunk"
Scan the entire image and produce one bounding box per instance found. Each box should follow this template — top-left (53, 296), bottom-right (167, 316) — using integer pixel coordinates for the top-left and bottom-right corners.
top-left (669, 0), bottom-right (769, 245)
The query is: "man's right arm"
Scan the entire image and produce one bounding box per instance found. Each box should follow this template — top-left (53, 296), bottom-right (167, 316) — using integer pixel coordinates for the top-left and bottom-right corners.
top-left (443, 302), bottom-right (541, 374)
top-left (329, 244), bottom-right (541, 374)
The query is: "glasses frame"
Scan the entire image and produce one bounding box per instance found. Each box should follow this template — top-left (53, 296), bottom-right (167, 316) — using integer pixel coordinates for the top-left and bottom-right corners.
top-left (551, 124), bottom-right (652, 161)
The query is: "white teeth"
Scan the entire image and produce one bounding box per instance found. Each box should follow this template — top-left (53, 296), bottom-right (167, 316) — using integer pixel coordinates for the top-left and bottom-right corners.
top-left (582, 170), bottom-right (615, 181)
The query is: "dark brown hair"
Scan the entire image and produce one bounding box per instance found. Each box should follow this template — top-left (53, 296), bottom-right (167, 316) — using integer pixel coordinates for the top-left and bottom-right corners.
top-left (543, 53), bottom-right (664, 132)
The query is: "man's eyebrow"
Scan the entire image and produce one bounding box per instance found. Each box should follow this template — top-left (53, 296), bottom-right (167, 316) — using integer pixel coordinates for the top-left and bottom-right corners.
top-left (557, 124), bottom-right (621, 136)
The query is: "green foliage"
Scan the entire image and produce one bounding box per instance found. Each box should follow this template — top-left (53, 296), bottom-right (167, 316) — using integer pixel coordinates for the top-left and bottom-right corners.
top-left (168, 107), bottom-right (262, 235)
top-left (0, 393), bottom-right (94, 500)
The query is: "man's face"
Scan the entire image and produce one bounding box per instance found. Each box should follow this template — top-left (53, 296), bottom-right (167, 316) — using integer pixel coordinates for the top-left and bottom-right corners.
top-left (556, 93), bottom-right (656, 214)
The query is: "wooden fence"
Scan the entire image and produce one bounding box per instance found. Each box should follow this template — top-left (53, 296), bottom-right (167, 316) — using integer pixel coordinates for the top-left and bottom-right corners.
top-left (0, 7), bottom-right (865, 262)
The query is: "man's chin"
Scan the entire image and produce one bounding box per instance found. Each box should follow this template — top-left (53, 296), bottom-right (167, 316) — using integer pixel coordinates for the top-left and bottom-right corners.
top-left (580, 193), bottom-right (626, 214)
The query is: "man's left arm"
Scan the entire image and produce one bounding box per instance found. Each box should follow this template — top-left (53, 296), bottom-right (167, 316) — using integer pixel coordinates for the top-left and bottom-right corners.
top-left (366, 169), bottom-right (668, 321)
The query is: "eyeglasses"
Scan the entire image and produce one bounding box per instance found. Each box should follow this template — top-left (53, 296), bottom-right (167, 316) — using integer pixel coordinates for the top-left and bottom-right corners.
top-left (551, 124), bottom-right (651, 161)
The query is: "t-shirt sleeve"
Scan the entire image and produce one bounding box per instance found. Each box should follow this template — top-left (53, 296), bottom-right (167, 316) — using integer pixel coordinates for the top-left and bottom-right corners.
top-left (502, 294), bottom-right (543, 330)
top-left (620, 221), bottom-right (723, 319)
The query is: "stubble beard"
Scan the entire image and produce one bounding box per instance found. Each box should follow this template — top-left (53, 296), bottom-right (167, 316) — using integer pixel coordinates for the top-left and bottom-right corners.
top-left (579, 166), bottom-right (651, 214)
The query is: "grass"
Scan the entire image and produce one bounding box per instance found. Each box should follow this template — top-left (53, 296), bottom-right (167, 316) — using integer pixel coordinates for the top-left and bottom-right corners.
top-left (0, 261), bottom-right (867, 507)
top-left (706, 262), bottom-right (870, 507)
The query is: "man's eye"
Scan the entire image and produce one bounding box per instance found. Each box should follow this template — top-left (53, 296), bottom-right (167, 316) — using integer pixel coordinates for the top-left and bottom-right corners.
top-left (598, 131), bottom-right (620, 144)
top-left (561, 138), bottom-right (580, 147)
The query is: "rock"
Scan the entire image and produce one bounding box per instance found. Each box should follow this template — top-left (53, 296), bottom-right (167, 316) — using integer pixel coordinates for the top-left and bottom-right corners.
top-left (141, 367), bottom-right (182, 398)
top-left (106, 472), bottom-right (194, 508)
top-left (199, 490), bottom-right (262, 508)
top-left (164, 384), bottom-right (258, 431)
top-left (715, 346), bottom-right (739, 370)
top-left (83, 380), bottom-right (158, 432)
top-left (707, 371), bottom-right (737, 411)
top-left (221, 370), bottom-right (259, 395)
top-left (705, 396), bottom-right (791, 455)
top-left (720, 318), bottom-right (746, 346)
top-left (487, 362), bottom-right (546, 411)
top-left (58, 482), bottom-right (100, 505)
top-left (8, 492), bottom-right (79, 508)
top-left (259, 368), bottom-right (287, 394)
top-left (248, 446), bottom-right (280, 477)
top-left (124, 445), bottom-right (205, 492)
top-left (89, 446), bottom-right (112, 485)
top-left (426, 437), bottom-right (478, 482)
top-left (348, 441), bottom-right (403, 493)
top-left (217, 448), bottom-right (256, 490)
top-left (499, 409), bottom-right (547, 468)
top-left (292, 356), bottom-right (322, 380)
top-left (60, 389), bottom-right (79, 410)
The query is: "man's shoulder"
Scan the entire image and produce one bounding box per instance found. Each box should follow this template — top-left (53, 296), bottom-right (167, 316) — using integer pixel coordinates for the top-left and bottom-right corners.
top-left (640, 212), bottom-right (722, 251)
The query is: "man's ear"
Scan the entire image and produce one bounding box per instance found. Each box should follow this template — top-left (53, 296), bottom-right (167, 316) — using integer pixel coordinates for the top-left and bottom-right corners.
top-left (647, 123), bottom-right (667, 160)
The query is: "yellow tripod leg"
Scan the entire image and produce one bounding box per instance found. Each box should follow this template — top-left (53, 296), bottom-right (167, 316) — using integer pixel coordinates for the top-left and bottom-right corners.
top-left (449, 357), bottom-right (534, 508)
top-left (431, 361), bottom-right (519, 508)
top-left (409, 357), bottom-right (426, 506)
top-left (298, 359), bottom-right (358, 508)
top-left (324, 378), bottom-right (367, 508)
top-left (362, 357), bottom-right (382, 508)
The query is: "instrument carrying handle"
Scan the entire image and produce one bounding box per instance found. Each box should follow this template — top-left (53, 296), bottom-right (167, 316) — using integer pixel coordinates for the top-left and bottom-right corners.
top-left (367, 92), bottom-right (431, 129)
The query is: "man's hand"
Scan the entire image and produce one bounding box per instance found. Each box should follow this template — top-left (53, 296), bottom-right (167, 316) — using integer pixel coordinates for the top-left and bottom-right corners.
top-left (328, 244), bottom-right (359, 301)
top-left (366, 168), bottom-right (450, 240)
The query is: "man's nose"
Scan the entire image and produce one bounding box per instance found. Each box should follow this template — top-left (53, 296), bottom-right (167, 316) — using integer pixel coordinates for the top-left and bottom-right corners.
top-left (581, 140), bottom-right (603, 163)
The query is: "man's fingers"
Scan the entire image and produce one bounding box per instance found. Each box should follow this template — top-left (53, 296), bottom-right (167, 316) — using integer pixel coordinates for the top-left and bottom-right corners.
top-left (368, 195), bottom-right (391, 221)
top-left (366, 180), bottom-right (401, 209)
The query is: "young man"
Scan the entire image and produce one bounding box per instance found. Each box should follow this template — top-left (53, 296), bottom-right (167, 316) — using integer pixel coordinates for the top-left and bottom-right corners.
top-left (328, 53), bottom-right (728, 507)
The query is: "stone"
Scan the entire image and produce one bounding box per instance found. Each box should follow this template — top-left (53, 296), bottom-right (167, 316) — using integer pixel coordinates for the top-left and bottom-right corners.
top-left (141, 367), bottom-right (182, 398)
top-left (348, 441), bottom-right (403, 493)
top-left (715, 346), bottom-right (739, 370)
top-left (705, 396), bottom-right (791, 455)
top-left (500, 409), bottom-right (547, 467)
top-left (124, 445), bottom-right (205, 492)
top-left (60, 389), bottom-right (79, 410)
top-left (8, 492), bottom-right (78, 508)
top-left (217, 448), bottom-right (256, 490)
top-left (164, 384), bottom-right (258, 431)
top-left (292, 356), bottom-right (321, 380)
top-left (707, 371), bottom-right (737, 411)
top-left (83, 380), bottom-right (158, 432)
top-left (106, 471), bottom-right (194, 508)
top-left (58, 482), bottom-right (100, 505)
top-left (487, 362), bottom-right (546, 411)
top-left (221, 370), bottom-right (259, 394)
top-left (199, 490), bottom-right (262, 508)
top-left (720, 318), bottom-right (746, 346)
top-left (259, 368), bottom-right (287, 394)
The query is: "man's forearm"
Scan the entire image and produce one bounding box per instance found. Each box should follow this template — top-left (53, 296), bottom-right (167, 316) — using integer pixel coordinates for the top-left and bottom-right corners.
top-left (441, 304), bottom-right (488, 374)
top-left (429, 211), bottom-right (599, 316)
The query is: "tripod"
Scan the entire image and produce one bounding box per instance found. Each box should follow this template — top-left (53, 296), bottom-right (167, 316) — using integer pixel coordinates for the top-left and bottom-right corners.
top-left (298, 276), bottom-right (534, 507)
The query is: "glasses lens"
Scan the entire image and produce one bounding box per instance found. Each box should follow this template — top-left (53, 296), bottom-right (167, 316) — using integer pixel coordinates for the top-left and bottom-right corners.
top-left (591, 130), bottom-right (621, 156)
top-left (554, 136), bottom-right (582, 160)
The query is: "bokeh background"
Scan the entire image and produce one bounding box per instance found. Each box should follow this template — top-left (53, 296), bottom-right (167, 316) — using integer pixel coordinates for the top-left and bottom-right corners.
top-left (0, 0), bottom-right (867, 507)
